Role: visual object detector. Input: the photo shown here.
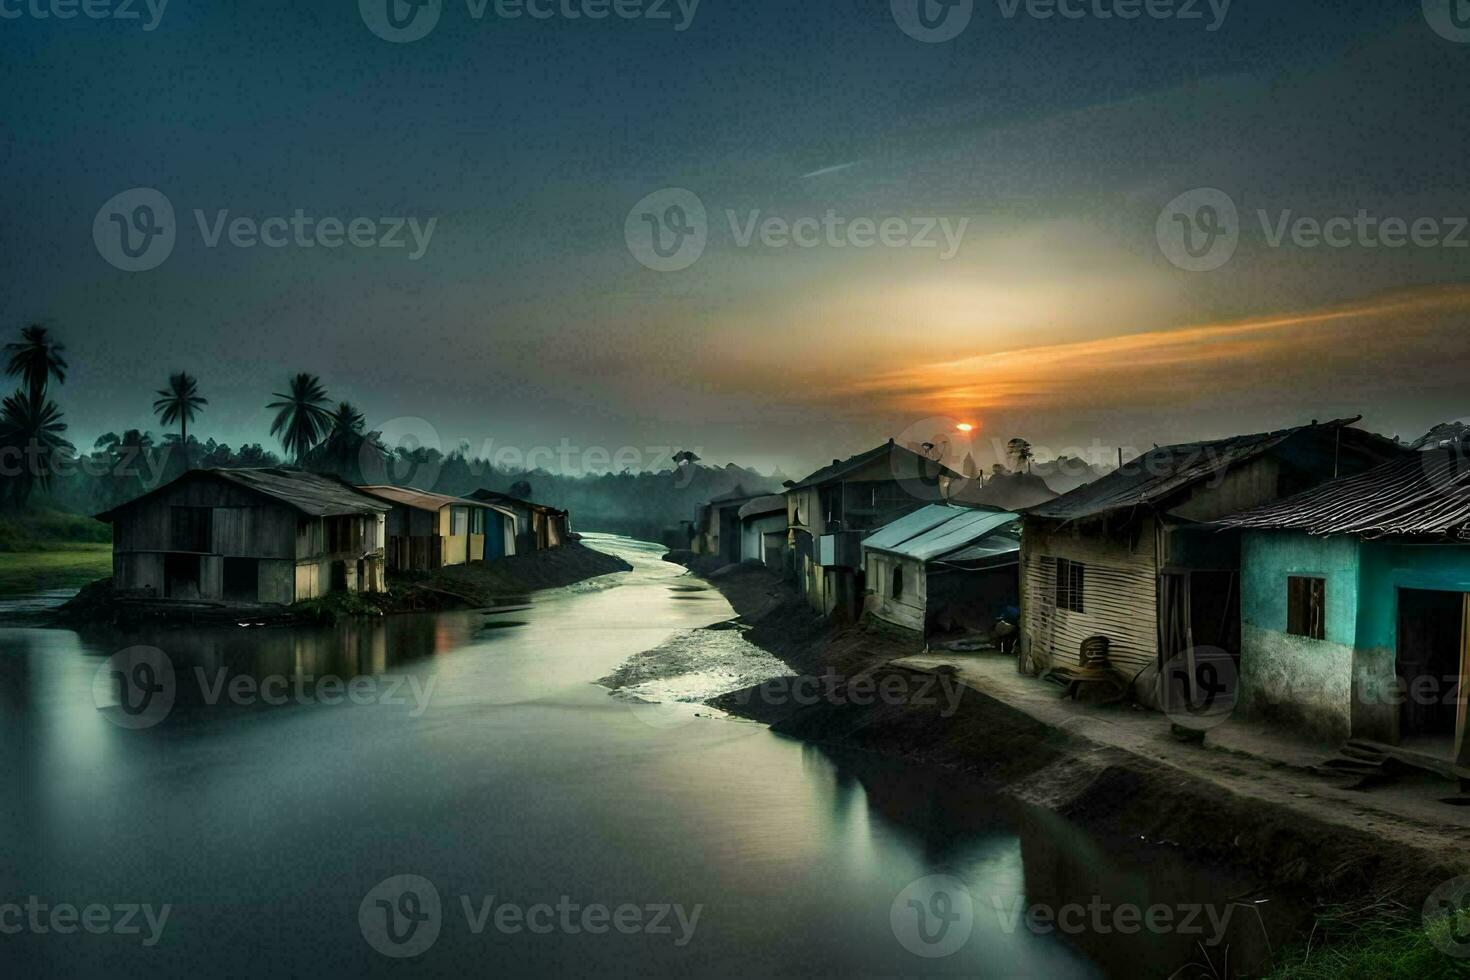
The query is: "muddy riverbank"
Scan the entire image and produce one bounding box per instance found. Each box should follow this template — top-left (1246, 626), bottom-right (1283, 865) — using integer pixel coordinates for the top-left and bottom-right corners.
top-left (668, 555), bottom-right (1470, 956)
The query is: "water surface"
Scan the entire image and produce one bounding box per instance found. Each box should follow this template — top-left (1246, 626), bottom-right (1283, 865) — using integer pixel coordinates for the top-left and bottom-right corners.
top-left (0, 535), bottom-right (1254, 976)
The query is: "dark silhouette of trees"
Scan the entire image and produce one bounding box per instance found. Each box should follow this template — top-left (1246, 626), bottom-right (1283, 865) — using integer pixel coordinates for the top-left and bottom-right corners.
top-left (5, 325), bottom-right (67, 406)
top-left (152, 372), bottom-right (207, 471)
top-left (267, 373), bottom-right (332, 463)
top-left (0, 391), bottom-right (72, 505)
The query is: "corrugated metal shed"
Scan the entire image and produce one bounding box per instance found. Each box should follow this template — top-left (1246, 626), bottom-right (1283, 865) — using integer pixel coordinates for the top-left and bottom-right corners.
top-left (1217, 449), bottom-right (1470, 538)
top-left (358, 485), bottom-right (496, 514)
top-left (862, 504), bottom-right (1020, 563)
top-left (97, 468), bottom-right (389, 521)
top-left (1023, 419), bottom-right (1396, 522)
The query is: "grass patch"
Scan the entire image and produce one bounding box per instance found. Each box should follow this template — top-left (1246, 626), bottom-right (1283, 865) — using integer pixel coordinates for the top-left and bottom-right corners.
top-left (1265, 904), bottom-right (1470, 980)
top-left (0, 508), bottom-right (112, 552)
top-left (0, 545), bottom-right (113, 595)
top-left (291, 590), bottom-right (390, 623)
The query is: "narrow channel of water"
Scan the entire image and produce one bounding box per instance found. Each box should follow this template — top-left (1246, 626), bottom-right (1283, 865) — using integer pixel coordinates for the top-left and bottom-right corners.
top-left (0, 535), bottom-right (1262, 976)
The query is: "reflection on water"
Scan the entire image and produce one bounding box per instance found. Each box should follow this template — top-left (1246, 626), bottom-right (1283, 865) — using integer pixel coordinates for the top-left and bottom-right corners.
top-left (0, 535), bottom-right (1266, 977)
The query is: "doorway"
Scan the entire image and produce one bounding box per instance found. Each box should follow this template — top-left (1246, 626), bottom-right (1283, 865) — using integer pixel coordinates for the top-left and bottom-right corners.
top-left (1396, 589), bottom-right (1466, 753)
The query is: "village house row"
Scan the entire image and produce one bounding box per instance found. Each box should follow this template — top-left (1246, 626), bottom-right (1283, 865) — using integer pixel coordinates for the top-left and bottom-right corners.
top-left (97, 468), bottom-right (570, 603)
top-left (686, 420), bottom-right (1470, 787)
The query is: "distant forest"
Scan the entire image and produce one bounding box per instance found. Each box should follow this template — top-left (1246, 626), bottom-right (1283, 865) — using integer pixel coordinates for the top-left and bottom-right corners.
top-left (0, 322), bottom-right (782, 542)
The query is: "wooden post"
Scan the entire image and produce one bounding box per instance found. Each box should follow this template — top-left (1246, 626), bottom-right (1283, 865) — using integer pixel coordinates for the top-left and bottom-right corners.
top-left (1457, 593), bottom-right (1469, 783)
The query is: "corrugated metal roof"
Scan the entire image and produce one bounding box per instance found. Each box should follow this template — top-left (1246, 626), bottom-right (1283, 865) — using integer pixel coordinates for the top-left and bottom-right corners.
top-left (1024, 419), bottom-right (1398, 522)
top-left (862, 504), bottom-right (1020, 562)
top-left (357, 485), bottom-right (496, 513)
top-left (210, 469), bottom-right (390, 516)
top-left (97, 468), bottom-right (390, 521)
top-left (468, 489), bottom-right (567, 516)
top-left (737, 494), bottom-right (787, 519)
top-left (787, 441), bottom-right (961, 491)
top-left (1217, 449), bottom-right (1470, 538)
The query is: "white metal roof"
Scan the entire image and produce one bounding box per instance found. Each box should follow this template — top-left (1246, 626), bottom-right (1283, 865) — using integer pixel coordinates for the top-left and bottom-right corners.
top-left (861, 504), bottom-right (1021, 563)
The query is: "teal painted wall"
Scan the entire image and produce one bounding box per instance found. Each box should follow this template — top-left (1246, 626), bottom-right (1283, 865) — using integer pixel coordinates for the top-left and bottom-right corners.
top-left (1239, 531), bottom-right (1362, 740)
top-left (1240, 532), bottom-right (1470, 743)
top-left (1241, 531), bottom-right (1361, 642)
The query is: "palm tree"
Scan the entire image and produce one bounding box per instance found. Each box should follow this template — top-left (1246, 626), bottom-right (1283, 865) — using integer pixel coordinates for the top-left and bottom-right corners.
top-left (152, 372), bottom-right (207, 470)
top-left (5, 324), bottom-right (67, 406)
top-left (315, 401), bottom-right (366, 471)
top-left (0, 391), bottom-right (73, 505)
top-left (266, 373), bottom-right (332, 464)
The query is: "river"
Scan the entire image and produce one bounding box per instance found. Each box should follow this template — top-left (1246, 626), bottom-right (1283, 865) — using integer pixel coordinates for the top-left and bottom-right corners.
top-left (0, 535), bottom-right (1255, 977)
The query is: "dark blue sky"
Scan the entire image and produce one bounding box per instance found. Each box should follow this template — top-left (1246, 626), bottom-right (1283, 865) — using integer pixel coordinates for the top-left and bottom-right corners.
top-left (3, 0), bottom-right (1467, 474)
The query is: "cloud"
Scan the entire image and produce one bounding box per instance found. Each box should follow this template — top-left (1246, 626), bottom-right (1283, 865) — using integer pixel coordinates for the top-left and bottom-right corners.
top-left (834, 286), bottom-right (1470, 416)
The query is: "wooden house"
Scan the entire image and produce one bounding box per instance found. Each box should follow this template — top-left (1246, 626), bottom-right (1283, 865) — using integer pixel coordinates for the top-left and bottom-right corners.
top-left (1018, 420), bottom-right (1405, 708)
top-left (467, 490), bottom-right (569, 552)
top-left (95, 468), bottom-right (389, 605)
top-left (786, 440), bottom-right (960, 617)
top-left (1219, 449), bottom-right (1470, 784)
top-left (862, 505), bottom-right (1022, 637)
top-left (355, 486), bottom-right (517, 571)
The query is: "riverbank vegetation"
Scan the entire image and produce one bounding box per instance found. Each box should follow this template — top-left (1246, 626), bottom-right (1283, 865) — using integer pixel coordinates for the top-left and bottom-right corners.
top-left (1264, 903), bottom-right (1470, 979)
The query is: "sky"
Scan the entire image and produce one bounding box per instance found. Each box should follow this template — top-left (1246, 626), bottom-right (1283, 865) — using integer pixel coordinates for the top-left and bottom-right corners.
top-left (3, 0), bottom-right (1469, 477)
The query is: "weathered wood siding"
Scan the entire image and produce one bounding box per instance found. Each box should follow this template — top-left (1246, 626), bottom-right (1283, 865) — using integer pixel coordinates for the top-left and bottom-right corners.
top-left (865, 552), bottom-right (926, 633)
top-left (1021, 518), bottom-right (1159, 675)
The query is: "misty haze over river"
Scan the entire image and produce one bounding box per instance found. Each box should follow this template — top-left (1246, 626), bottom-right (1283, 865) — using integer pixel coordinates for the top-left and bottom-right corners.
top-left (0, 535), bottom-right (1251, 976)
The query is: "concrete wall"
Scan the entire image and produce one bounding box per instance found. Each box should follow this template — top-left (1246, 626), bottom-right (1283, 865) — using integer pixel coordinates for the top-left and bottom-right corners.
top-left (741, 514), bottom-right (786, 564)
top-left (1238, 530), bottom-right (1360, 740)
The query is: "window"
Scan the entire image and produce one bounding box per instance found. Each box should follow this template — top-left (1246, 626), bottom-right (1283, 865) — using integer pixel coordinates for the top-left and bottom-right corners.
top-left (892, 565), bottom-right (904, 599)
top-left (324, 516), bottom-right (361, 554)
top-left (1055, 559), bottom-right (1085, 613)
top-left (1287, 576), bottom-right (1326, 640)
top-left (469, 509), bottom-right (485, 535)
top-left (170, 506), bottom-right (212, 552)
top-left (450, 506), bottom-right (469, 536)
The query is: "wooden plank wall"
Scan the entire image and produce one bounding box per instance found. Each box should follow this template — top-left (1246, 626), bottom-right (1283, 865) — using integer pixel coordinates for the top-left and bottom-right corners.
top-left (1021, 518), bottom-right (1159, 675)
